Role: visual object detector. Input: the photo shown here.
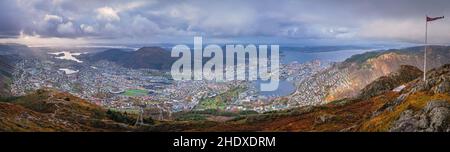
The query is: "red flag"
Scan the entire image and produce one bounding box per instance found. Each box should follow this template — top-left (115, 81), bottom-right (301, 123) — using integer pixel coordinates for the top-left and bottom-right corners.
top-left (427, 16), bottom-right (444, 22)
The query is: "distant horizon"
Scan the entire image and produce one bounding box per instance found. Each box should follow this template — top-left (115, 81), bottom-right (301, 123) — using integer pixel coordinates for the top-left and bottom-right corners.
top-left (1, 0), bottom-right (450, 47)
top-left (1, 40), bottom-right (423, 49)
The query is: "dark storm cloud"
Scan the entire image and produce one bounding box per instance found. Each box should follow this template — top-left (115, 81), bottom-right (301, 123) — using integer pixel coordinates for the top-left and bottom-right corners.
top-left (0, 0), bottom-right (29, 38)
top-left (0, 0), bottom-right (449, 43)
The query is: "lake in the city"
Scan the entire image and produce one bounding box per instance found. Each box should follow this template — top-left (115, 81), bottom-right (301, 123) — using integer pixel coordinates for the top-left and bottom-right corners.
top-left (252, 80), bottom-right (296, 97)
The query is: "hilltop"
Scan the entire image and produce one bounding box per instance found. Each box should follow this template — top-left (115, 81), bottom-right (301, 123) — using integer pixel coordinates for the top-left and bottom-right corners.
top-left (86, 47), bottom-right (176, 70)
top-left (0, 89), bottom-right (146, 131)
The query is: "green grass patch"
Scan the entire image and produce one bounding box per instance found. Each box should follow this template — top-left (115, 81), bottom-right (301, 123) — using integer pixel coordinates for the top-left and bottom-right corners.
top-left (196, 87), bottom-right (246, 110)
top-left (122, 89), bottom-right (148, 97)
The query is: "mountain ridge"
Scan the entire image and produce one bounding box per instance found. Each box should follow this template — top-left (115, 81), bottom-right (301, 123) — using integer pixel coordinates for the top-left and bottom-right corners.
top-left (289, 45), bottom-right (450, 106)
top-left (86, 47), bottom-right (176, 70)
top-left (0, 89), bottom-right (141, 131)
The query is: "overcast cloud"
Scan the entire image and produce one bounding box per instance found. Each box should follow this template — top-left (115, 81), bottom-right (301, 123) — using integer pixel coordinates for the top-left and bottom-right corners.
top-left (0, 0), bottom-right (449, 46)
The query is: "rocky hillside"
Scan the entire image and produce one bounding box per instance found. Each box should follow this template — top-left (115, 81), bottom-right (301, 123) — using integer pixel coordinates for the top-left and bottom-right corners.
top-left (329, 46), bottom-right (450, 101)
top-left (362, 64), bottom-right (450, 132)
top-left (289, 46), bottom-right (450, 106)
top-left (0, 89), bottom-right (140, 131)
top-left (174, 64), bottom-right (450, 132)
top-left (358, 65), bottom-right (422, 99)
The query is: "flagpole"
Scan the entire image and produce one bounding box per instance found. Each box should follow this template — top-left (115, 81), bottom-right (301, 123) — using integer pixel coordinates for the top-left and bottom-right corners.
top-left (423, 16), bottom-right (428, 82)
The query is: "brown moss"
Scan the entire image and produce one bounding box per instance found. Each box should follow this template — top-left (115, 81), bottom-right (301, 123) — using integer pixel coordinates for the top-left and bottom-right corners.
top-left (359, 92), bottom-right (450, 132)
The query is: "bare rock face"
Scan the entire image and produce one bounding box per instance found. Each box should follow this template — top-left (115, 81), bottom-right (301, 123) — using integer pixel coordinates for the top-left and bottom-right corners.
top-left (390, 100), bottom-right (450, 132)
top-left (359, 65), bottom-right (422, 100)
top-left (389, 110), bottom-right (418, 132)
top-left (373, 93), bottom-right (409, 117)
top-left (425, 101), bottom-right (450, 131)
top-left (324, 46), bottom-right (450, 102)
top-left (432, 78), bottom-right (450, 94)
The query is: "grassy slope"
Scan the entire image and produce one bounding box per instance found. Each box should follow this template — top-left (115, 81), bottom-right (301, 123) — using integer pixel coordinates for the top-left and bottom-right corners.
top-left (360, 92), bottom-right (450, 131)
top-left (0, 89), bottom-right (138, 131)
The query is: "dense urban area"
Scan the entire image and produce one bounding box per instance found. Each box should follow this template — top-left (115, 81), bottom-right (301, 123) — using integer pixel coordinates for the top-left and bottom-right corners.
top-left (10, 48), bottom-right (326, 120)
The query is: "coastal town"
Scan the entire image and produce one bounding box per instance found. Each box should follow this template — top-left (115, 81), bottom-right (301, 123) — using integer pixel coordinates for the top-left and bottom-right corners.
top-left (10, 49), bottom-right (326, 120)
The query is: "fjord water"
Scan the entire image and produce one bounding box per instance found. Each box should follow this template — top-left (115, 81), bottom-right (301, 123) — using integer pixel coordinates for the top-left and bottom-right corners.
top-left (253, 47), bottom-right (377, 98)
top-left (281, 48), bottom-right (374, 64)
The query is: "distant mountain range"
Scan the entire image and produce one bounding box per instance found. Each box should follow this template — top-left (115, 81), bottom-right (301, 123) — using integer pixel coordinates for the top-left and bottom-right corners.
top-left (85, 47), bottom-right (176, 70)
top-left (0, 43), bottom-right (29, 55)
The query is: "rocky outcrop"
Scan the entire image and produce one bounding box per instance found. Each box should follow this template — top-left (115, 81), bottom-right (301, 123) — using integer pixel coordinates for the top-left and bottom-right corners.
top-left (327, 46), bottom-right (450, 101)
top-left (390, 100), bottom-right (450, 132)
top-left (367, 64), bottom-right (450, 132)
top-left (359, 65), bottom-right (422, 99)
top-left (428, 65), bottom-right (450, 94)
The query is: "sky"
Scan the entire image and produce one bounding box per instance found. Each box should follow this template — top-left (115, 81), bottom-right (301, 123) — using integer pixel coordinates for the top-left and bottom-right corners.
top-left (0, 0), bottom-right (450, 46)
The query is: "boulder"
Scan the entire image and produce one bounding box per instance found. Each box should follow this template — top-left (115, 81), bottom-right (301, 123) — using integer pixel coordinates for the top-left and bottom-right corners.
top-left (433, 80), bottom-right (450, 94)
top-left (390, 100), bottom-right (450, 132)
